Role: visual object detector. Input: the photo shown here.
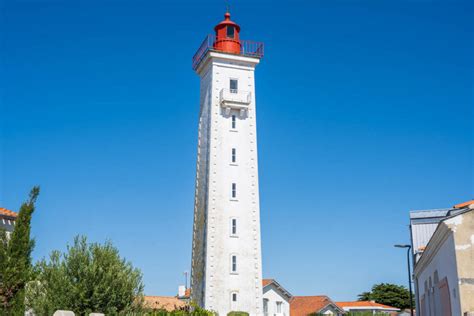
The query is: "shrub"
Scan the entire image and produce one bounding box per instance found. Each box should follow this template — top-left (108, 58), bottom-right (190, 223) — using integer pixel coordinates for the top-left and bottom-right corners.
top-left (227, 312), bottom-right (249, 316)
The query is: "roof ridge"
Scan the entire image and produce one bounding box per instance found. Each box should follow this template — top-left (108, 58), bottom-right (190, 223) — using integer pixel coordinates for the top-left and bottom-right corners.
top-left (410, 208), bottom-right (451, 213)
top-left (292, 295), bottom-right (328, 298)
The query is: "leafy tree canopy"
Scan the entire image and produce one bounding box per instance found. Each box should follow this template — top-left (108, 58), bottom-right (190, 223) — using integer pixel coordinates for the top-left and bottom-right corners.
top-left (358, 283), bottom-right (413, 310)
top-left (26, 235), bottom-right (144, 315)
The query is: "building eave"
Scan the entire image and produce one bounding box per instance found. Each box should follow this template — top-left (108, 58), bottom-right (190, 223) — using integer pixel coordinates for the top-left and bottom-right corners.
top-left (413, 218), bottom-right (452, 275)
top-left (262, 279), bottom-right (293, 300)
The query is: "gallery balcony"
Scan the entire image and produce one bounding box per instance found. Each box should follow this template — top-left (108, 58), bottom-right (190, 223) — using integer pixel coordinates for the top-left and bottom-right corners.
top-left (220, 88), bottom-right (251, 115)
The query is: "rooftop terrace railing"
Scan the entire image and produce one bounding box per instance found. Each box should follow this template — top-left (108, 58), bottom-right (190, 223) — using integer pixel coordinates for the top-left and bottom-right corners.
top-left (192, 34), bottom-right (264, 70)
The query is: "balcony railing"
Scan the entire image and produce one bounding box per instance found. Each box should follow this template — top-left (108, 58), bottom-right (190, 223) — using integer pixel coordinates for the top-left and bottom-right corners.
top-left (192, 34), bottom-right (264, 70)
top-left (220, 88), bottom-right (251, 106)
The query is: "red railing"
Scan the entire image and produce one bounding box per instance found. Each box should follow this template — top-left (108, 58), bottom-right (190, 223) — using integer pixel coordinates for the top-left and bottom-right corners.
top-left (192, 34), bottom-right (264, 70)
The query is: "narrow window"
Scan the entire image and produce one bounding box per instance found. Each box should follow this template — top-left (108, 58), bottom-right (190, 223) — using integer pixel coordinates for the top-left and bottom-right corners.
top-left (231, 218), bottom-right (237, 235)
top-left (231, 115), bottom-right (236, 129)
top-left (276, 301), bottom-right (282, 313)
top-left (231, 148), bottom-right (236, 163)
top-left (263, 299), bottom-right (269, 314)
top-left (232, 293), bottom-right (237, 302)
top-left (231, 255), bottom-right (237, 272)
top-left (227, 26), bottom-right (235, 39)
top-left (232, 183), bottom-right (236, 198)
top-left (230, 79), bottom-right (238, 93)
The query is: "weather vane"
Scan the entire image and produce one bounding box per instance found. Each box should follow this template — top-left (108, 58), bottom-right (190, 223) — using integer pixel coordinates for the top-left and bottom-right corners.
top-left (226, 0), bottom-right (230, 13)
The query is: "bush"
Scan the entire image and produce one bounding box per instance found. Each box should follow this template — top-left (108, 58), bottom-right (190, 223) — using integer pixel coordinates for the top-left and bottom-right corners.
top-left (227, 312), bottom-right (249, 316)
top-left (26, 236), bottom-right (144, 315)
top-left (139, 304), bottom-right (215, 316)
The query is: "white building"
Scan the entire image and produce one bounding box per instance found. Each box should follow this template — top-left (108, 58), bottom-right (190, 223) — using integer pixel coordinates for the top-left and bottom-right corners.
top-left (262, 279), bottom-right (292, 316)
top-left (336, 301), bottom-right (399, 314)
top-left (0, 207), bottom-right (17, 239)
top-left (190, 11), bottom-right (265, 316)
top-left (411, 201), bottom-right (474, 316)
top-left (261, 279), bottom-right (344, 316)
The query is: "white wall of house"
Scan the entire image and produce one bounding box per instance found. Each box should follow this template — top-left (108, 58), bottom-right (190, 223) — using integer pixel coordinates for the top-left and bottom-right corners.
top-left (262, 284), bottom-right (290, 316)
top-left (415, 232), bottom-right (461, 316)
top-left (341, 307), bottom-right (396, 315)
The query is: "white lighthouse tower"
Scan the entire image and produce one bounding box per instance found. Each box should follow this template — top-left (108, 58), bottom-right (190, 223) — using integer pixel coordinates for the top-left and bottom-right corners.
top-left (190, 11), bottom-right (265, 316)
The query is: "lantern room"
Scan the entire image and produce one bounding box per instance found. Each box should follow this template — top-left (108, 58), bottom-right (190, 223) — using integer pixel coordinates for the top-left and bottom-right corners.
top-left (192, 11), bottom-right (264, 71)
top-left (213, 12), bottom-right (241, 54)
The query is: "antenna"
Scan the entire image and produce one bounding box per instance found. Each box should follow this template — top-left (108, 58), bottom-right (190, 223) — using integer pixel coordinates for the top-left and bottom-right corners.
top-left (183, 271), bottom-right (189, 289)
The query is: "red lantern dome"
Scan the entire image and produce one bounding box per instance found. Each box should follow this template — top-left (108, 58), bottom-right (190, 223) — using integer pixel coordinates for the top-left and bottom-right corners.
top-left (213, 12), bottom-right (241, 55)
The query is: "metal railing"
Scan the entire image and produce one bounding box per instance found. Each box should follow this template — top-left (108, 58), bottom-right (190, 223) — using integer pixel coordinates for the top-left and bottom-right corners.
top-left (192, 34), bottom-right (264, 70)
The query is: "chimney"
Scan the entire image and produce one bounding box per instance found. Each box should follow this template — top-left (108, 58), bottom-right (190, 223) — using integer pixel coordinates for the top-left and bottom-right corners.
top-left (178, 285), bottom-right (186, 297)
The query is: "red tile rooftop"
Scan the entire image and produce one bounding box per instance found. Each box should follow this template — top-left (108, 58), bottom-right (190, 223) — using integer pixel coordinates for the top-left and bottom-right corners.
top-left (290, 296), bottom-right (332, 316)
top-left (143, 296), bottom-right (186, 311)
top-left (0, 208), bottom-right (17, 218)
top-left (262, 279), bottom-right (274, 287)
top-left (454, 200), bottom-right (474, 209)
top-left (336, 301), bottom-right (399, 310)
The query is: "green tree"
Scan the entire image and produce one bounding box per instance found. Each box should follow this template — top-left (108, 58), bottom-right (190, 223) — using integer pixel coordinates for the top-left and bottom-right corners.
top-left (0, 186), bottom-right (40, 314)
top-left (358, 283), bottom-right (414, 310)
top-left (26, 235), bottom-right (144, 315)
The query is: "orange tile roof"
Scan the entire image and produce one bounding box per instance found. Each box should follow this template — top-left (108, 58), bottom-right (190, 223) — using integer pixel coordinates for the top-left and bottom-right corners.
top-left (262, 279), bottom-right (274, 287)
top-left (290, 296), bottom-right (334, 316)
top-left (144, 296), bottom-right (186, 311)
top-left (336, 301), bottom-right (399, 310)
top-left (454, 200), bottom-right (474, 209)
top-left (0, 208), bottom-right (17, 218)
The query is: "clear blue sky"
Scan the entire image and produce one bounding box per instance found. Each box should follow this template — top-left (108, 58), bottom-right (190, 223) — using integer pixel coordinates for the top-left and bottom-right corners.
top-left (1, 0), bottom-right (473, 301)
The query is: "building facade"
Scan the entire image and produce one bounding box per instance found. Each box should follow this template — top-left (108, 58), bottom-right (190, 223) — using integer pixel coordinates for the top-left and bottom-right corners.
top-left (410, 201), bottom-right (474, 316)
top-left (262, 279), bottom-right (292, 316)
top-left (190, 12), bottom-right (265, 315)
top-left (0, 207), bottom-right (17, 239)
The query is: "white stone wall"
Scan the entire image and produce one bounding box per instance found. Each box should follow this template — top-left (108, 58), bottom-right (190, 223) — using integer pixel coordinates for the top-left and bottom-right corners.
top-left (262, 285), bottom-right (290, 316)
top-left (191, 52), bottom-right (263, 316)
top-left (415, 233), bottom-right (461, 316)
top-left (191, 60), bottom-right (213, 308)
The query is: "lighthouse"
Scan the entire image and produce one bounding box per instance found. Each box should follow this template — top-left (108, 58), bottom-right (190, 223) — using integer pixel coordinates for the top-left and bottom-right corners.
top-left (190, 11), bottom-right (265, 315)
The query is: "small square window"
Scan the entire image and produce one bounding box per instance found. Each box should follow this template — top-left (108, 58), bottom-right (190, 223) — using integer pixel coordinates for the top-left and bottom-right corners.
top-left (230, 79), bottom-right (238, 93)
